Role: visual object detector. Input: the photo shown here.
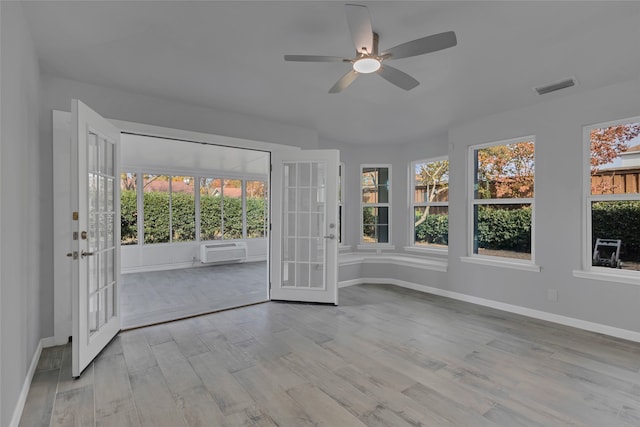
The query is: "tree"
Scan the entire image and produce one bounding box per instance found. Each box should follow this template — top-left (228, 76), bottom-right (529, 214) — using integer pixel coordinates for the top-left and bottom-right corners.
top-left (590, 123), bottom-right (640, 194)
top-left (414, 160), bottom-right (449, 228)
top-left (590, 124), bottom-right (640, 172)
top-left (476, 141), bottom-right (534, 199)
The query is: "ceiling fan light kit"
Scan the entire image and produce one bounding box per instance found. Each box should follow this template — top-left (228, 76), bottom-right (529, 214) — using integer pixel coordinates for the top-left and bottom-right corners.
top-left (284, 4), bottom-right (457, 93)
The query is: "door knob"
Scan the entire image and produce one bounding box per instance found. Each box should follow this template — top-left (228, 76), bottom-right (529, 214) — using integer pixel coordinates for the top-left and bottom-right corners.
top-left (81, 250), bottom-right (94, 258)
top-left (324, 234), bottom-right (335, 240)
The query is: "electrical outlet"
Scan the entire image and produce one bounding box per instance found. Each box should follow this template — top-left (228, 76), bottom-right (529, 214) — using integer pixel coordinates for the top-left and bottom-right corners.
top-left (547, 289), bottom-right (558, 302)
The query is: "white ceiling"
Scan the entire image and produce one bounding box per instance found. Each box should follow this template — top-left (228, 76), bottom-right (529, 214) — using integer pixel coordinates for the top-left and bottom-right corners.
top-left (22, 1), bottom-right (640, 146)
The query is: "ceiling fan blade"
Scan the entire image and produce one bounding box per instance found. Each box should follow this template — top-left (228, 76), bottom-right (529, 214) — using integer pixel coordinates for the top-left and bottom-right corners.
top-left (329, 69), bottom-right (359, 93)
top-left (284, 55), bottom-right (349, 62)
top-left (345, 4), bottom-right (373, 54)
top-left (377, 65), bottom-right (420, 91)
top-left (381, 31), bottom-right (457, 60)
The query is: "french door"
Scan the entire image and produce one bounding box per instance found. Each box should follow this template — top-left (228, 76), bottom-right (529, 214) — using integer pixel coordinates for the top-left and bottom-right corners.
top-left (270, 149), bottom-right (339, 304)
top-left (71, 100), bottom-right (121, 377)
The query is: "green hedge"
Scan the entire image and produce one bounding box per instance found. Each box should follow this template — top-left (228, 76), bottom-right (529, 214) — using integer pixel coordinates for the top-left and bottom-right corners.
top-left (121, 190), bottom-right (266, 244)
top-left (475, 205), bottom-right (531, 252)
top-left (414, 205), bottom-right (531, 252)
top-left (592, 201), bottom-right (640, 260)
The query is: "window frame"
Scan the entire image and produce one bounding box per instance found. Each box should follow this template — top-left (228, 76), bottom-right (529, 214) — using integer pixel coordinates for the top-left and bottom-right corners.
top-left (581, 115), bottom-right (640, 280)
top-left (466, 136), bottom-right (538, 268)
top-left (408, 156), bottom-right (449, 253)
top-left (359, 164), bottom-right (393, 247)
top-left (338, 162), bottom-right (346, 245)
top-left (121, 166), bottom-right (267, 246)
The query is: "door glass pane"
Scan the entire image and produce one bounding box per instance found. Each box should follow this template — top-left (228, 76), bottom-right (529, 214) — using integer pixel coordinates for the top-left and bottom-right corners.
top-left (106, 285), bottom-right (114, 321)
top-left (89, 294), bottom-right (98, 335)
top-left (105, 139), bottom-right (114, 176)
top-left (98, 289), bottom-right (107, 328)
top-left (88, 132), bottom-right (98, 173)
top-left (88, 254), bottom-right (98, 294)
top-left (200, 178), bottom-right (222, 240)
top-left (282, 161), bottom-right (326, 289)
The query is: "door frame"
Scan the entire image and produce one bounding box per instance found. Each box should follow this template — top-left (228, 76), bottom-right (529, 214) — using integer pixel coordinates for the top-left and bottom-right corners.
top-left (53, 112), bottom-right (321, 343)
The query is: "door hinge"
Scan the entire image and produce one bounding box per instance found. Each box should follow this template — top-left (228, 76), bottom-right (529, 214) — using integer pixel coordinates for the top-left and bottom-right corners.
top-left (269, 223), bottom-right (272, 231)
top-left (270, 164), bottom-right (272, 172)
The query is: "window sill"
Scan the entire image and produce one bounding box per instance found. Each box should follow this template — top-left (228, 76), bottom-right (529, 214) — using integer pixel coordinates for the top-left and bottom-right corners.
top-left (357, 244), bottom-right (396, 252)
top-left (572, 269), bottom-right (640, 286)
top-left (403, 246), bottom-right (448, 256)
top-left (460, 256), bottom-right (541, 272)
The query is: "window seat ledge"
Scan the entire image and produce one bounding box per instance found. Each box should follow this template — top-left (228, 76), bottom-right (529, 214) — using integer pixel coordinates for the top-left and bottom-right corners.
top-left (339, 252), bottom-right (447, 272)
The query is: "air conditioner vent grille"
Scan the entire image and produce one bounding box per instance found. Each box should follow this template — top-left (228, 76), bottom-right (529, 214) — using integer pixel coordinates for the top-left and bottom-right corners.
top-left (534, 78), bottom-right (576, 95)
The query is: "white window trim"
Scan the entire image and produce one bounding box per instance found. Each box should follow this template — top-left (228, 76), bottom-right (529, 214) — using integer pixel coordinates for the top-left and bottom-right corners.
top-left (577, 115), bottom-right (640, 282)
top-left (467, 135), bottom-right (538, 267)
top-left (360, 164), bottom-right (392, 246)
top-left (408, 156), bottom-right (449, 252)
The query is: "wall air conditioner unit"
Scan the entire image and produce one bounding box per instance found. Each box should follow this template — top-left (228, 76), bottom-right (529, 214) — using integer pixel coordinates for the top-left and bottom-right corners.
top-left (200, 242), bottom-right (247, 264)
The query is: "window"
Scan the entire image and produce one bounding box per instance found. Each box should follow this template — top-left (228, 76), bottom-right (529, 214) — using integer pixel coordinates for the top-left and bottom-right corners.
top-left (586, 118), bottom-right (640, 272)
top-left (411, 158), bottom-right (449, 249)
top-left (361, 165), bottom-right (390, 244)
top-left (171, 176), bottom-right (196, 242)
top-left (143, 174), bottom-right (170, 244)
top-left (120, 172), bottom-right (138, 245)
top-left (142, 174), bottom-right (195, 244)
top-left (222, 179), bottom-right (243, 239)
top-left (199, 178), bottom-right (223, 240)
top-left (470, 137), bottom-right (535, 261)
top-left (246, 180), bottom-right (268, 238)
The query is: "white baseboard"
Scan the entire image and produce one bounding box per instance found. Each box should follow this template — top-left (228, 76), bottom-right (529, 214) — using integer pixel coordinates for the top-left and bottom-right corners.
top-left (122, 256), bottom-right (267, 274)
top-left (340, 279), bottom-right (640, 343)
top-left (9, 336), bottom-right (54, 427)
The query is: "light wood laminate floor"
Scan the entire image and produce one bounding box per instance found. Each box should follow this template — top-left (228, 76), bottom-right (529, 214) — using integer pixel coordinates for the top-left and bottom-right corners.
top-left (121, 262), bottom-right (268, 329)
top-left (20, 284), bottom-right (640, 426)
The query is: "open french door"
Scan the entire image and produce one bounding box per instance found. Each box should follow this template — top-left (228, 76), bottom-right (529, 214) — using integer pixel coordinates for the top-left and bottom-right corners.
top-left (71, 100), bottom-right (121, 377)
top-left (270, 149), bottom-right (339, 304)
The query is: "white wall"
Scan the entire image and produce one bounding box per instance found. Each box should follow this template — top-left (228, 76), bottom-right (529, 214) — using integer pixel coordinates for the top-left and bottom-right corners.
top-left (121, 239), bottom-right (267, 273)
top-left (0, 2), bottom-right (43, 426)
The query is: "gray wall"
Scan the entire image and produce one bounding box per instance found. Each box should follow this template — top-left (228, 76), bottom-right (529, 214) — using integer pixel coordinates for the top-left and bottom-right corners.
top-left (333, 76), bottom-right (640, 334)
top-left (0, 2), bottom-right (43, 426)
top-left (446, 77), bottom-right (640, 331)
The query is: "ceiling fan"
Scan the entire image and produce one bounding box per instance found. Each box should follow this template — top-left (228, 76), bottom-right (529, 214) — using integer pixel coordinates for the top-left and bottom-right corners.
top-left (284, 4), bottom-right (457, 93)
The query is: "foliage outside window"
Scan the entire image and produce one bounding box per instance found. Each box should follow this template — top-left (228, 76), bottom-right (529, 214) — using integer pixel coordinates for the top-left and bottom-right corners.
top-left (200, 178), bottom-right (223, 240)
top-left (143, 174), bottom-right (170, 244)
top-left (412, 158), bottom-right (449, 248)
top-left (471, 138), bottom-right (535, 260)
top-left (361, 166), bottom-right (390, 244)
top-left (222, 179), bottom-right (243, 239)
top-left (120, 172), bottom-right (137, 245)
top-left (587, 119), bottom-right (640, 271)
top-left (121, 174), bottom-right (268, 245)
top-left (246, 180), bottom-right (268, 238)
top-left (141, 174), bottom-right (195, 244)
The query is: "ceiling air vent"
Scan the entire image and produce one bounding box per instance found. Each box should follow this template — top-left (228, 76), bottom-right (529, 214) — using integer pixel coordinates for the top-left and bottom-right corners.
top-left (534, 77), bottom-right (576, 95)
